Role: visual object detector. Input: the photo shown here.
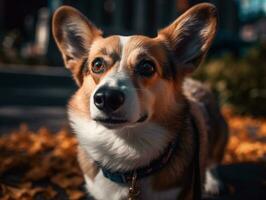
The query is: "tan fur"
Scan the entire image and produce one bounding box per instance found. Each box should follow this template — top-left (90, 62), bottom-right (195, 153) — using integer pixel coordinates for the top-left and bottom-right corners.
top-left (183, 79), bottom-right (228, 165)
top-left (53, 3), bottom-right (228, 200)
top-left (52, 6), bottom-right (102, 86)
top-left (78, 146), bottom-right (99, 180)
top-left (68, 75), bottom-right (96, 117)
top-left (158, 3), bottom-right (218, 75)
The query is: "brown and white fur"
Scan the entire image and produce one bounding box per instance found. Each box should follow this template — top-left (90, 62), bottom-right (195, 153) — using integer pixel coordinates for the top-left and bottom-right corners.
top-left (52, 3), bottom-right (228, 200)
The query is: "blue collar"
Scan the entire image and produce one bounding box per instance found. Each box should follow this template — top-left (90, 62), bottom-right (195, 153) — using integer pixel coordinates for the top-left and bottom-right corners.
top-left (96, 135), bottom-right (179, 185)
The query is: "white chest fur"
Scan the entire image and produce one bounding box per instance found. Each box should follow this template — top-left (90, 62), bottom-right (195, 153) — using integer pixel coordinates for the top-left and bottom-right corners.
top-left (69, 112), bottom-right (182, 199)
top-left (69, 111), bottom-right (173, 171)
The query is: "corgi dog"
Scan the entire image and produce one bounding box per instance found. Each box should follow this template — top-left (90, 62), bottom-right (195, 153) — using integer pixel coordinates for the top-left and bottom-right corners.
top-left (52, 3), bottom-right (228, 200)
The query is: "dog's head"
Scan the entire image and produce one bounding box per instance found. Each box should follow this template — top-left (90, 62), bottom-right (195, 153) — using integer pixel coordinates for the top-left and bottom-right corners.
top-left (52, 3), bottom-right (217, 130)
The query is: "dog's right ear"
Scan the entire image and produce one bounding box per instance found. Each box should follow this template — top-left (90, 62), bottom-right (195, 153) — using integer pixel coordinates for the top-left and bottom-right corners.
top-left (52, 6), bottom-right (102, 86)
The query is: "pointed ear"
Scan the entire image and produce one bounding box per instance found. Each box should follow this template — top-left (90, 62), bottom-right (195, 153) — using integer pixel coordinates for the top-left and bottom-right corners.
top-left (52, 6), bottom-right (102, 86)
top-left (158, 3), bottom-right (218, 74)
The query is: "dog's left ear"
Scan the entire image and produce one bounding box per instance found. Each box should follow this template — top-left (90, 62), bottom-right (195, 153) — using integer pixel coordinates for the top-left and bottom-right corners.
top-left (158, 3), bottom-right (218, 74)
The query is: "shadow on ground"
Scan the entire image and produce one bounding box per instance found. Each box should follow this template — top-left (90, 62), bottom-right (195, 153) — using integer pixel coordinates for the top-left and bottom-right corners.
top-left (204, 162), bottom-right (266, 200)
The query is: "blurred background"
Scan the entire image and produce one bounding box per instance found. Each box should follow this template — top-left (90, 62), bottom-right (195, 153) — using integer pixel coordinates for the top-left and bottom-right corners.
top-left (0, 0), bottom-right (266, 133)
top-left (0, 1), bottom-right (266, 200)
top-left (0, 0), bottom-right (265, 132)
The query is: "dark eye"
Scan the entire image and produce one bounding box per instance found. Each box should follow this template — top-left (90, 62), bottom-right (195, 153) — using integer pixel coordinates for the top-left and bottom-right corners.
top-left (92, 58), bottom-right (106, 74)
top-left (135, 60), bottom-right (156, 77)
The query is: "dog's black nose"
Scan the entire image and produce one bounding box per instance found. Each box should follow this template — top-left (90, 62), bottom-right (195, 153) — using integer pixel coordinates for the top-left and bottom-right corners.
top-left (94, 87), bottom-right (125, 113)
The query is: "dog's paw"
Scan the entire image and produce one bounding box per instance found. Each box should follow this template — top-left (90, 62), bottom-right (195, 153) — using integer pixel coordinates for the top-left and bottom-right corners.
top-left (204, 169), bottom-right (222, 195)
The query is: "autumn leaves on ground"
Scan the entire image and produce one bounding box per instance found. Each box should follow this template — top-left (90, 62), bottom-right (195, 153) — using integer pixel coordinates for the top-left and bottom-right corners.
top-left (0, 109), bottom-right (266, 200)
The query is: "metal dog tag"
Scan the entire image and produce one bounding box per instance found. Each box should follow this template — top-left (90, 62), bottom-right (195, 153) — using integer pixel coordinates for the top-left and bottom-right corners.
top-left (128, 172), bottom-right (140, 200)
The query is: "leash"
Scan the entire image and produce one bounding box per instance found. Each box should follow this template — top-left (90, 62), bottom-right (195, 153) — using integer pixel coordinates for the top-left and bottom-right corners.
top-left (191, 115), bottom-right (202, 200)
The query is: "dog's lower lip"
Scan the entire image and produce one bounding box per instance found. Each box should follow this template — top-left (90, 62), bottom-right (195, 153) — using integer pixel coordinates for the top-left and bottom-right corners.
top-left (94, 118), bottom-right (128, 124)
top-left (137, 114), bottom-right (148, 123)
top-left (94, 114), bottom-right (148, 125)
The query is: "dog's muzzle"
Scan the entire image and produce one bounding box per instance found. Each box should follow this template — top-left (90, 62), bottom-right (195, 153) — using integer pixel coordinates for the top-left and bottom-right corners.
top-left (92, 86), bottom-right (147, 127)
top-left (94, 87), bottom-right (125, 114)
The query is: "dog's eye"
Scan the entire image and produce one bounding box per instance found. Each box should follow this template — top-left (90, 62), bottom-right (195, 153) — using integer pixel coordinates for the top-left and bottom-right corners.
top-left (135, 60), bottom-right (156, 77)
top-left (92, 58), bottom-right (106, 74)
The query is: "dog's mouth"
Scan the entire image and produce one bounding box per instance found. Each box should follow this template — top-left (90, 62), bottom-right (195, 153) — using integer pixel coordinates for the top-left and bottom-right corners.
top-left (136, 114), bottom-right (148, 123)
top-left (94, 114), bottom-right (148, 127)
top-left (94, 117), bottom-right (128, 124)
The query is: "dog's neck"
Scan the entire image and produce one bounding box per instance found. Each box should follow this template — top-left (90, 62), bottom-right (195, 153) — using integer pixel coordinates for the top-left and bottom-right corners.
top-left (69, 99), bottom-right (189, 172)
top-left (70, 116), bottom-right (171, 171)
